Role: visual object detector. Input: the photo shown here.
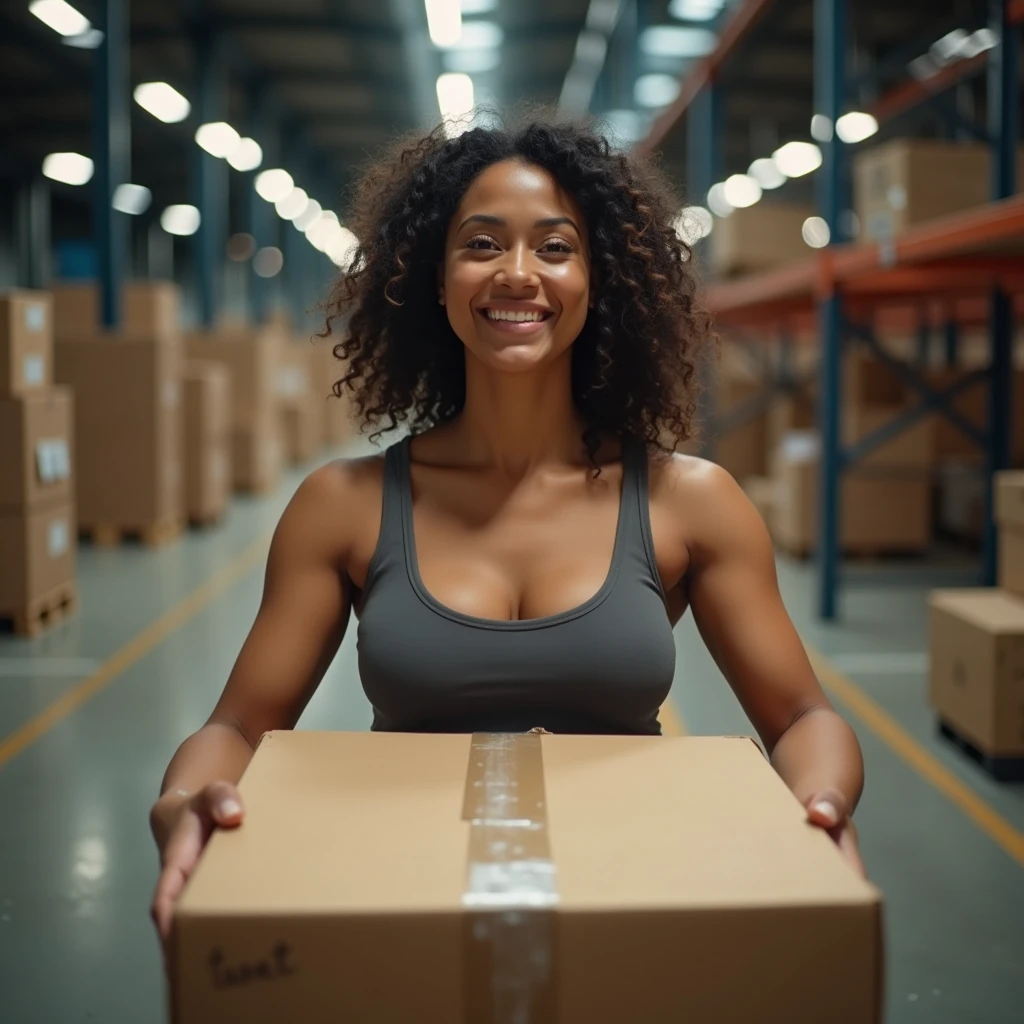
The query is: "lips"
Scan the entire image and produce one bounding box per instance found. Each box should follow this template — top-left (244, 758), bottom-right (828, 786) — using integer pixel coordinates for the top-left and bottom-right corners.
top-left (476, 307), bottom-right (554, 335)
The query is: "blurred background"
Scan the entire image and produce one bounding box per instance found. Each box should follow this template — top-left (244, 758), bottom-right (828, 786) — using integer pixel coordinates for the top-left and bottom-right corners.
top-left (0, 1), bottom-right (1023, 1022)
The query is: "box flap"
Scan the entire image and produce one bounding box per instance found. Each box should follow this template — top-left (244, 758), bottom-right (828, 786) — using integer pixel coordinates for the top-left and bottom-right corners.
top-left (929, 588), bottom-right (1024, 632)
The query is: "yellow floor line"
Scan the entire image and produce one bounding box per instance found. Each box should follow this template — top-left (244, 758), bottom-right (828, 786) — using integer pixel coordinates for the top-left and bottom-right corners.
top-left (661, 697), bottom-right (686, 737)
top-left (805, 642), bottom-right (1024, 870)
top-left (0, 531), bottom-right (274, 771)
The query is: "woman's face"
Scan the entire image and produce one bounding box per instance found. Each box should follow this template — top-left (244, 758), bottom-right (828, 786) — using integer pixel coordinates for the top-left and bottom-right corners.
top-left (441, 159), bottom-right (591, 374)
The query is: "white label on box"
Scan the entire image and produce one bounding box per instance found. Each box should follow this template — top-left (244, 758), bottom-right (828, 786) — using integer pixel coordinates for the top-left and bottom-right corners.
top-left (780, 431), bottom-right (820, 464)
top-left (163, 380), bottom-right (180, 408)
top-left (887, 184), bottom-right (908, 211)
top-left (25, 303), bottom-right (46, 332)
top-left (22, 354), bottom-right (45, 386)
top-left (35, 439), bottom-right (71, 483)
top-left (48, 518), bottom-right (69, 558)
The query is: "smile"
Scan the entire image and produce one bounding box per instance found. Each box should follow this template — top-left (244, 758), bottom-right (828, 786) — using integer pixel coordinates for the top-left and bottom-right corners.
top-left (478, 307), bottom-right (554, 334)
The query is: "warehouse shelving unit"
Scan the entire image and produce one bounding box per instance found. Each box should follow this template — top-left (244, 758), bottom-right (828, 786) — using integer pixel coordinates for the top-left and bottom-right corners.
top-left (637, 0), bottom-right (1023, 620)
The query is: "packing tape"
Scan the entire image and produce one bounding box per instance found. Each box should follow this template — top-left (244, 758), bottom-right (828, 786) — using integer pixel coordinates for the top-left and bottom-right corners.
top-left (462, 732), bottom-right (559, 1024)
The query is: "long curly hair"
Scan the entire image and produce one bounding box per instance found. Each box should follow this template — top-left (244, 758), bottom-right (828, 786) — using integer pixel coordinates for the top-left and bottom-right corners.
top-left (323, 108), bottom-right (712, 466)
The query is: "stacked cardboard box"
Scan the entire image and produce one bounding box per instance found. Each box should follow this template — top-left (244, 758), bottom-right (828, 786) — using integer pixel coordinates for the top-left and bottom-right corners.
top-left (53, 282), bottom-right (183, 544)
top-left (183, 362), bottom-right (232, 526)
top-left (709, 203), bottom-right (816, 278)
top-left (185, 326), bottom-right (283, 494)
top-left (0, 291), bottom-right (77, 634)
top-left (277, 342), bottom-right (324, 465)
top-left (712, 349), bottom-right (768, 483)
top-left (310, 338), bottom-right (353, 447)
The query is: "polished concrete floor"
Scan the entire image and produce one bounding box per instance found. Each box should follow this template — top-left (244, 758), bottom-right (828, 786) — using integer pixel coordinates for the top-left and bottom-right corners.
top-left (1, 440), bottom-right (1022, 1024)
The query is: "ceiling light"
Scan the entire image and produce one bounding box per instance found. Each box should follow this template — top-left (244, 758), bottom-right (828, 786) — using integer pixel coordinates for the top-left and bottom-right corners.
top-left (810, 114), bottom-right (833, 142)
top-left (585, 0), bottom-right (622, 34)
top-left (668, 0), bottom-right (725, 21)
top-left (62, 28), bottom-right (103, 48)
top-left (253, 247), bottom-right (284, 278)
top-left (195, 122), bottom-right (241, 158)
top-left (111, 183), bottom-right (152, 215)
top-left (160, 205), bottom-right (201, 237)
top-left (835, 111), bottom-right (878, 144)
top-left (29, 0), bottom-right (90, 37)
top-left (227, 138), bottom-right (263, 172)
top-left (275, 187), bottom-right (309, 222)
top-left (673, 206), bottom-right (714, 245)
top-left (930, 28), bottom-right (969, 65)
top-left (42, 152), bottom-right (93, 185)
top-left (227, 233), bottom-right (256, 261)
top-left (748, 157), bottom-right (787, 190)
top-left (254, 168), bottom-right (294, 202)
top-left (447, 20), bottom-right (503, 49)
top-left (460, 0), bottom-right (498, 11)
top-left (436, 72), bottom-right (475, 130)
top-left (443, 48), bottom-right (501, 73)
top-left (802, 216), bottom-right (831, 248)
top-left (133, 82), bottom-right (191, 124)
top-left (293, 198), bottom-right (323, 232)
top-left (772, 141), bottom-right (822, 178)
top-left (706, 182), bottom-right (733, 218)
top-left (961, 28), bottom-right (997, 58)
top-left (722, 173), bottom-right (762, 209)
top-left (639, 26), bottom-right (717, 58)
top-left (574, 30), bottom-right (608, 67)
top-left (327, 227), bottom-right (360, 270)
top-left (634, 73), bottom-right (681, 109)
top-left (425, 0), bottom-right (461, 48)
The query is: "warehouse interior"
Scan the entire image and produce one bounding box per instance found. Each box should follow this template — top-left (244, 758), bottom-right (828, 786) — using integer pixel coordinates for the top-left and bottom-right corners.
top-left (1, 0), bottom-right (1023, 1021)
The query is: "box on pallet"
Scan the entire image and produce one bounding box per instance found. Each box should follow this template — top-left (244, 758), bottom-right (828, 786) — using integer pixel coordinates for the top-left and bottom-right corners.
top-left (0, 501), bottom-right (76, 620)
top-left (709, 203), bottom-right (815, 277)
top-left (713, 348), bottom-right (767, 481)
top-left (51, 280), bottom-right (181, 341)
top-left (277, 343), bottom-right (325, 464)
top-left (55, 335), bottom-right (183, 532)
top-left (929, 589), bottom-right (1024, 759)
top-left (232, 412), bottom-right (283, 495)
top-left (843, 405), bottom-right (932, 470)
top-left (0, 387), bottom-right (74, 509)
top-left (183, 362), bottom-right (232, 526)
top-left (172, 731), bottom-right (881, 1024)
top-left (0, 291), bottom-right (52, 397)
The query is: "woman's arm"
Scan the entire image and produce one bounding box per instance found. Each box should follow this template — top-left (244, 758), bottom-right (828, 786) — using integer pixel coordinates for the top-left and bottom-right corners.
top-left (672, 459), bottom-right (866, 872)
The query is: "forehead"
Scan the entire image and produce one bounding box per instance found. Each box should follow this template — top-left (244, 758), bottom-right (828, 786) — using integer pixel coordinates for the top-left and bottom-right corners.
top-left (453, 160), bottom-right (584, 225)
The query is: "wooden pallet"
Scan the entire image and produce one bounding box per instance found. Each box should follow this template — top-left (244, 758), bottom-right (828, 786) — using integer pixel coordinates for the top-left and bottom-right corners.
top-left (81, 518), bottom-right (183, 548)
top-left (188, 510), bottom-right (227, 531)
top-left (938, 720), bottom-right (1024, 782)
top-left (0, 580), bottom-right (78, 638)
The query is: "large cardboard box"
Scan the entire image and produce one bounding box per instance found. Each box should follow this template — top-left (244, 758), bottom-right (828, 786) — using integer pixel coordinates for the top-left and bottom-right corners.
top-left (0, 291), bottom-right (52, 397)
top-left (929, 589), bottom-right (1024, 757)
top-left (768, 390), bottom-right (815, 455)
top-left (0, 387), bottom-right (74, 510)
top-left (308, 339), bottom-right (355, 446)
top-left (173, 731), bottom-right (881, 1024)
top-left (183, 363), bottom-right (232, 524)
top-left (936, 460), bottom-right (986, 543)
top-left (277, 343), bottom-right (325, 462)
top-left (0, 500), bottom-right (75, 614)
top-left (55, 335), bottom-right (182, 529)
top-left (232, 415), bottom-right (283, 494)
top-left (924, 369), bottom-right (1024, 465)
top-left (713, 349), bottom-right (767, 480)
top-left (710, 204), bottom-right (815, 277)
top-left (772, 433), bottom-right (931, 555)
top-left (282, 403), bottom-right (321, 465)
top-left (855, 139), bottom-right (1024, 242)
top-left (844, 405), bottom-right (932, 470)
top-left (997, 472), bottom-right (1024, 598)
top-left (51, 280), bottom-right (181, 341)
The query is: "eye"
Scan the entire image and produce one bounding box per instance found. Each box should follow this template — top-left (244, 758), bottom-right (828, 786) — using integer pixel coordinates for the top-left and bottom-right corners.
top-left (541, 238), bottom-right (575, 254)
top-left (465, 234), bottom-right (499, 251)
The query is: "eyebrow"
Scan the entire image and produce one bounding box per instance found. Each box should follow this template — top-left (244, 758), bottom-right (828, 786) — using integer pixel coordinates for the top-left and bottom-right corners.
top-left (457, 214), bottom-right (582, 234)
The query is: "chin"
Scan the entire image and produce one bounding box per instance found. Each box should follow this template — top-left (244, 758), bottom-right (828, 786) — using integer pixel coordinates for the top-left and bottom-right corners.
top-left (475, 339), bottom-right (560, 373)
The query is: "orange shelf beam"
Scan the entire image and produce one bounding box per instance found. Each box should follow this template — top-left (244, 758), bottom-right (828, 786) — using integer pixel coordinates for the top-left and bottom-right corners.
top-left (1011, 0), bottom-right (1024, 25)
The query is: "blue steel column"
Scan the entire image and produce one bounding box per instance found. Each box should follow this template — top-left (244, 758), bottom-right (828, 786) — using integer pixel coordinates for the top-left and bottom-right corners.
top-left (92, 0), bottom-right (129, 328)
top-left (983, 0), bottom-right (1019, 583)
top-left (814, 0), bottom-right (846, 620)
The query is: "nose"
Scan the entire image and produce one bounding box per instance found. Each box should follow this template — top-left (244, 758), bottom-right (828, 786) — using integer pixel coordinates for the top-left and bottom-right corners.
top-left (493, 242), bottom-right (538, 291)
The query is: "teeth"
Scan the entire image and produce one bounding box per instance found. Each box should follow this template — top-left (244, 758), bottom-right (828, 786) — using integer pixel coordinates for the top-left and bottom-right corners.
top-left (485, 309), bottom-right (546, 322)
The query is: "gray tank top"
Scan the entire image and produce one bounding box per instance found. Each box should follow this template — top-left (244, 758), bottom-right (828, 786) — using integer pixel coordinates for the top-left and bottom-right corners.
top-left (356, 435), bottom-right (677, 735)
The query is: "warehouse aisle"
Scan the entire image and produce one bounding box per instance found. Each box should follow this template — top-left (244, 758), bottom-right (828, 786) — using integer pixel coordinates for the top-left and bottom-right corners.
top-left (0, 445), bottom-right (1022, 1024)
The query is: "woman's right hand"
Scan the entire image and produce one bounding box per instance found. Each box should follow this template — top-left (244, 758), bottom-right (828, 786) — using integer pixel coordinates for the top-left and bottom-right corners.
top-left (150, 781), bottom-right (245, 946)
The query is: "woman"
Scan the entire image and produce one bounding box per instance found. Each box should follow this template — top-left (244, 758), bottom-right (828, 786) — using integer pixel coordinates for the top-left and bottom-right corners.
top-left (150, 114), bottom-right (865, 940)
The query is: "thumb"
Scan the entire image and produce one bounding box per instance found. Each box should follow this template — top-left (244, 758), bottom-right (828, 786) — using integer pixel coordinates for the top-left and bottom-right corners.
top-left (199, 781), bottom-right (244, 828)
top-left (805, 789), bottom-right (848, 829)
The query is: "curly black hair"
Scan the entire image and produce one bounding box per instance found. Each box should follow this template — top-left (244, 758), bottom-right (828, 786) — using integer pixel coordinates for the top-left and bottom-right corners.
top-left (323, 108), bottom-right (712, 467)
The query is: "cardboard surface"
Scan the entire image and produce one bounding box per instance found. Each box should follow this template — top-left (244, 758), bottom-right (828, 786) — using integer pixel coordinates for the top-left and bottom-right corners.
top-left (0, 388), bottom-right (74, 510)
top-left (51, 281), bottom-right (181, 341)
top-left (713, 350), bottom-right (767, 480)
top-left (231, 416), bottom-right (282, 493)
top-left (281, 403), bottom-right (321, 465)
top-left (937, 460), bottom-right (985, 542)
top-left (0, 291), bottom-right (52, 398)
top-left (0, 499), bottom-right (75, 612)
top-left (844, 405), bottom-right (933, 470)
top-left (174, 732), bottom-right (880, 1024)
top-left (995, 472), bottom-right (1024, 530)
top-left (710, 203), bottom-right (815, 277)
top-left (54, 335), bottom-right (182, 528)
top-left (929, 589), bottom-right (1024, 755)
top-left (183, 363), bottom-right (232, 523)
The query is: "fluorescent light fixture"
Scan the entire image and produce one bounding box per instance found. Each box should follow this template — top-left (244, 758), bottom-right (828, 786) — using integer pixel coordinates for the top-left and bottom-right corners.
top-left (134, 82), bottom-right (191, 124)
top-left (634, 73), bottom-right (681, 108)
top-left (575, 30), bottom-right (608, 67)
top-left (425, 0), bottom-right (461, 47)
top-left (673, 206), bottom-right (713, 245)
top-left (460, 0), bottom-right (498, 12)
top-left (254, 168), bottom-right (294, 202)
top-left (275, 187), bottom-right (309, 222)
top-left (706, 182), bottom-right (733, 218)
top-left (835, 111), bottom-right (878, 144)
top-left (447, 20), bottom-right (503, 49)
top-left (802, 216), bottom-right (830, 248)
top-left (436, 72), bottom-right (475, 129)
top-left (748, 157), bottom-right (787, 190)
top-left (443, 48), bottom-right (501, 73)
top-left (327, 227), bottom-right (360, 270)
top-left (961, 27), bottom-right (997, 58)
top-left (810, 114), bottom-right (833, 142)
top-left (253, 246), bottom-right (284, 278)
top-left (29, 0), bottom-right (90, 37)
top-left (62, 27), bottom-right (103, 48)
top-left (160, 204), bottom-right (201, 237)
top-left (930, 28), bottom-right (969, 65)
top-left (195, 122), bottom-right (241, 159)
top-left (293, 198), bottom-right (322, 232)
top-left (668, 0), bottom-right (725, 22)
top-left (42, 152), bottom-right (93, 186)
top-left (722, 173), bottom-right (762, 209)
top-left (772, 141), bottom-right (822, 178)
top-left (227, 138), bottom-right (263, 172)
top-left (585, 0), bottom-right (623, 34)
top-left (639, 25), bottom-right (716, 58)
top-left (111, 183), bottom-right (152, 215)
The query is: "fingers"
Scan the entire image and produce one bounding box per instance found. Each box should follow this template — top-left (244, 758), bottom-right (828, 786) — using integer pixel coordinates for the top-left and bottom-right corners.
top-left (198, 781), bottom-right (244, 829)
top-left (804, 788), bottom-right (849, 830)
top-left (151, 863), bottom-right (187, 942)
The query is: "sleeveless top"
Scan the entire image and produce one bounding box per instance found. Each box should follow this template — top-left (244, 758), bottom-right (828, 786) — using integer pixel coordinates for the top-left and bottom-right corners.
top-left (356, 435), bottom-right (677, 735)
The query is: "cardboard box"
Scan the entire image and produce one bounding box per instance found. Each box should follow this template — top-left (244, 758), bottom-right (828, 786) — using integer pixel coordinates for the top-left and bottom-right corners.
top-left (231, 417), bottom-right (282, 494)
top-left (308, 339), bottom-right (354, 445)
top-left (277, 343), bottom-right (326, 461)
top-left (843, 405), bottom-right (933, 470)
top-left (51, 280), bottom-right (181, 341)
top-left (768, 391), bottom-right (815, 455)
top-left (55, 335), bottom-right (182, 528)
top-left (0, 500), bottom-right (75, 613)
top-left (772, 433), bottom-right (931, 555)
top-left (936, 460), bottom-right (986, 543)
top-left (997, 472), bottom-right (1024, 598)
top-left (855, 139), bottom-right (1024, 241)
top-left (185, 437), bottom-right (231, 525)
top-left (0, 291), bottom-right (52, 397)
top-left (929, 589), bottom-right (1024, 756)
top-left (710, 204), bottom-right (815, 277)
top-left (281, 402), bottom-right (321, 465)
top-left (183, 363), bottom-right (232, 524)
top-left (0, 387), bottom-right (74, 510)
top-left (713, 350), bottom-right (767, 480)
top-left (173, 731), bottom-right (881, 1024)
top-left (743, 475), bottom-right (776, 530)
top-left (184, 361), bottom-right (232, 442)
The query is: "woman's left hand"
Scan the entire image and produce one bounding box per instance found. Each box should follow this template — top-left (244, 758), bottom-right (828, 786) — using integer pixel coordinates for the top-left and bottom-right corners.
top-left (805, 790), bottom-right (866, 878)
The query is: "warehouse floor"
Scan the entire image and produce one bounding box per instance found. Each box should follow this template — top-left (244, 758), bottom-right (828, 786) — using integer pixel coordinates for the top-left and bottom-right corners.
top-left (1, 439), bottom-right (1022, 1024)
